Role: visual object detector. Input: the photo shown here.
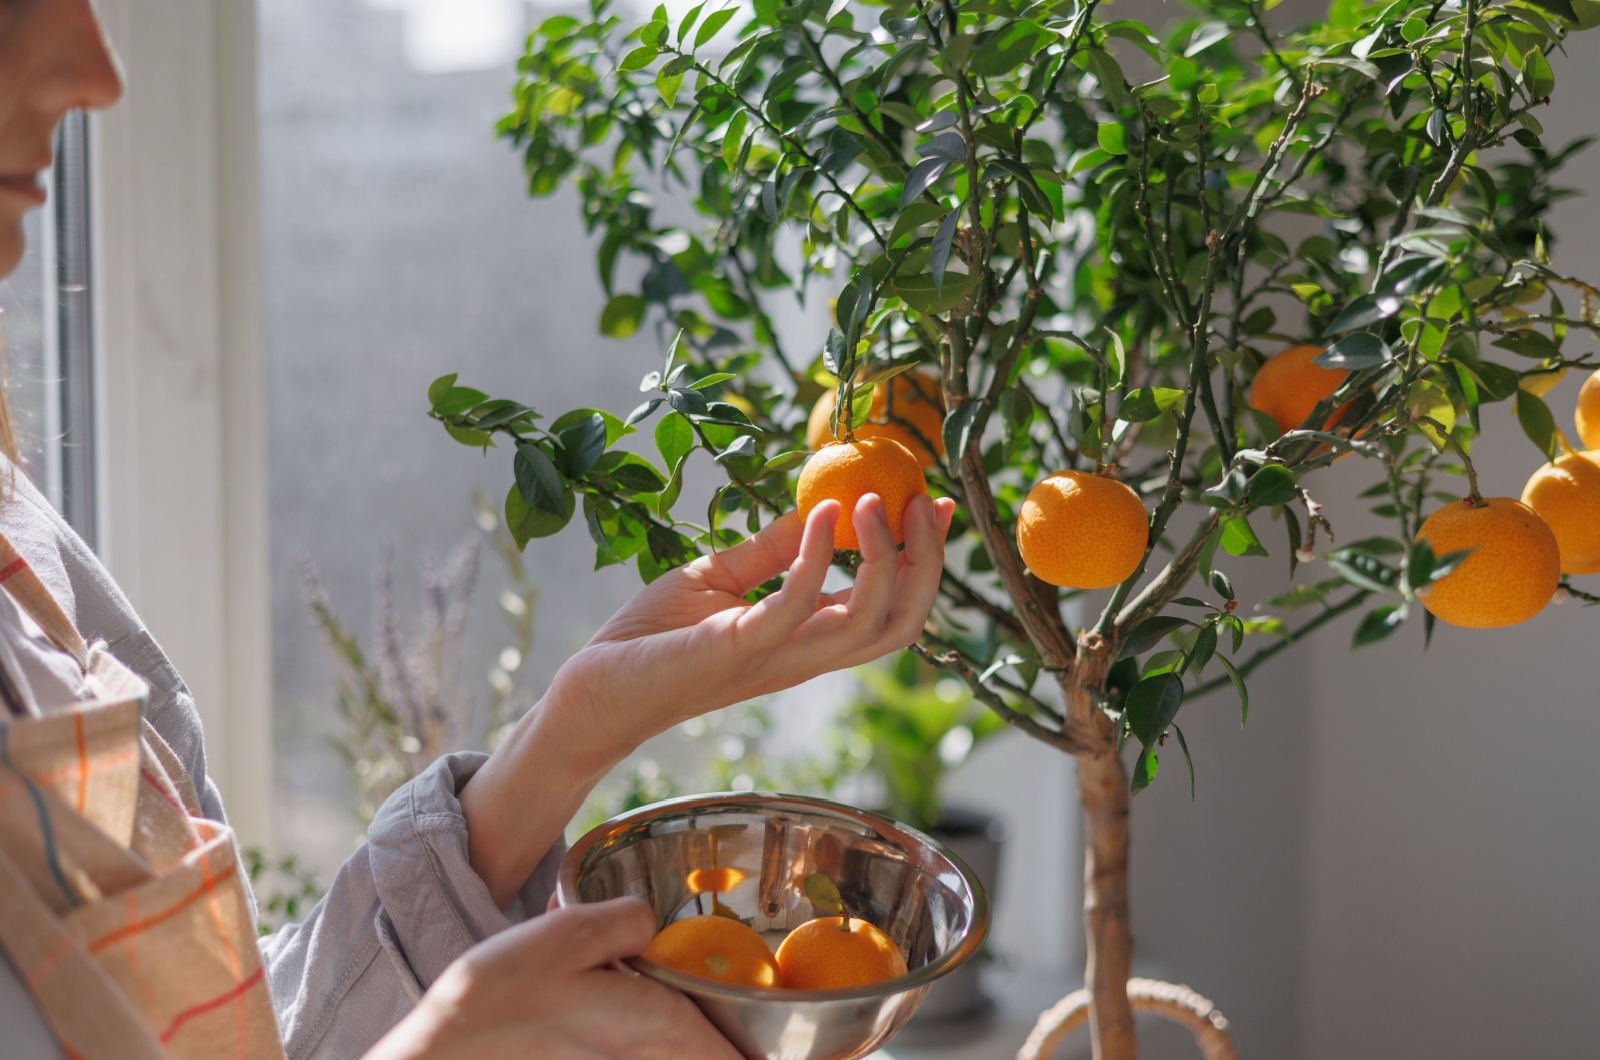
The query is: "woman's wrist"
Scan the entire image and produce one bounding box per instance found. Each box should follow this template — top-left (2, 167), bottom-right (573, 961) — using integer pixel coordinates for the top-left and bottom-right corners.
top-left (458, 666), bottom-right (626, 907)
top-left (464, 675), bottom-right (611, 909)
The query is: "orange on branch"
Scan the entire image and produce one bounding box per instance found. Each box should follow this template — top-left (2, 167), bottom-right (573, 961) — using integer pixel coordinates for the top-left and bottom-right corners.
top-left (1016, 470), bottom-right (1149, 590)
top-left (1247, 344), bottom-right (1350, 436)
top-left (1520, 451), bottom-right (1600, 576)
top-left (642, 915), bottom-right (780, 988)
top-left (1415, 497), bottom-right (1560, 628)
top-left (775, 917), bottom-right (909, 991)
top-left (795, 438), bottom-right (929, 551)
top-left (1575, 369), bottom-right (1600, 450)
top-left (806, 372), bottom-right (946, 467)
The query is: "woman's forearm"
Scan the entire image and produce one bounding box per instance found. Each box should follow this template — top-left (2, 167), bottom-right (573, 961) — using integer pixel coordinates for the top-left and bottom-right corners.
top-left (458, 668), bottom-right (629, 908)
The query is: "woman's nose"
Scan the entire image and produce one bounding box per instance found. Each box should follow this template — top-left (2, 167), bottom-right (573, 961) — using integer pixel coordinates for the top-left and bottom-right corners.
top-left (34, 0), bottom-right (124, 115)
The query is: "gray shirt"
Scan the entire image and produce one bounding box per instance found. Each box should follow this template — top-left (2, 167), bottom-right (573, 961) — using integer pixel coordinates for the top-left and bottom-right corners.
top-left (0, 465), bottom-right (563, 1058)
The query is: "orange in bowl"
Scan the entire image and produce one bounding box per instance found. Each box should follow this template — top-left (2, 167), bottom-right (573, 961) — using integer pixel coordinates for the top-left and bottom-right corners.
top-left (774, 917), bottom-right (909, 991)
top-left (643, 914), bottom-right (780, 988)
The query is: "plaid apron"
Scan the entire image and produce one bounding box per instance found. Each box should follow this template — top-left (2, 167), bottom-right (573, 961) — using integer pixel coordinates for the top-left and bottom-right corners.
top-left (0, 534), bottom-right (284, 1060)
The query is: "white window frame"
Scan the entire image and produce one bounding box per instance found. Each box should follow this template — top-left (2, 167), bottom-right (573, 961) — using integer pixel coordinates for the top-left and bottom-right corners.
top-left (91, 0), bottom-right (272, 848)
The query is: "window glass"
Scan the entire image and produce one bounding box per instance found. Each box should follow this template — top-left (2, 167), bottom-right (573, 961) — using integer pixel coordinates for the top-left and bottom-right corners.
top-left (261, 0), bottom-right (655, 874)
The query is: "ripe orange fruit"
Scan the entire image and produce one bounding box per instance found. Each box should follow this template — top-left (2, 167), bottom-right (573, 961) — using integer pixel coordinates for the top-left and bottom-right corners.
top-left (1415, 497), bottom-right (1560, 628)
top-left (1520, 451), bottom-right (1600, 575)
top-left (1576, 369), bottom-right (1600, 450)
top-left (1016, 471), bottom-right (1148, 590)
top-left (642, 915), bottom-right (780, 988)
top-left (1248, 345), bottom-right (1349, 436)
top-left (774, 917), bottom-right (908, 991)
top-left (795, 438), bottom-right (929, 551)
top-left (806, 373), bottom-right (945, 468)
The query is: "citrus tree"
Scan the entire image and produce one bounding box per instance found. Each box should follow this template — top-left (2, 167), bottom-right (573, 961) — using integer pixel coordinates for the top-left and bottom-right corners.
top-left (428, 0), bottom-right (1600, 1053)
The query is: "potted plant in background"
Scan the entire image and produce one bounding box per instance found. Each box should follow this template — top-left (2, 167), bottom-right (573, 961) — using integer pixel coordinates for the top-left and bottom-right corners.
top-left (430, 0), bottom-right (1600, 1053)
top-left (837, 651), bottom-right (1007, 1034)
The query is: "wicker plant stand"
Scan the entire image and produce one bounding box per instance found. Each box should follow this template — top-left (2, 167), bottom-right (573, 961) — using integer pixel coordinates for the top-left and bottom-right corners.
top-left (1018, 979), bottom-right (1238, 1060)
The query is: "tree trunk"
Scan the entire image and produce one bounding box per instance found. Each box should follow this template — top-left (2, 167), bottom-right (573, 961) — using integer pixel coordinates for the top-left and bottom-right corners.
top-left (1078, 745), bottom-right (1136, 1059)
top-left (1063, 649), bottom-right (1137, 1060)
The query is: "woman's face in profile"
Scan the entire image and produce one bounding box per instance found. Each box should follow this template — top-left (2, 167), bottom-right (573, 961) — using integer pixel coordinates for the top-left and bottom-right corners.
top-left (0, 0), bottom-right (120, 280)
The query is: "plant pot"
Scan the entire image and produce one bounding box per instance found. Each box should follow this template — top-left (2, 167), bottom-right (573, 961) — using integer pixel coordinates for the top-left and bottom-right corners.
top-left (898, 805), bottom-right (1006, 1039)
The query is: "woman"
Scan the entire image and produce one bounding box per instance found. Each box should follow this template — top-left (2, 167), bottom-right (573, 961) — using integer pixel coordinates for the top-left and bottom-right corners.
top-left (0, 2), bottom-right (955, 1058)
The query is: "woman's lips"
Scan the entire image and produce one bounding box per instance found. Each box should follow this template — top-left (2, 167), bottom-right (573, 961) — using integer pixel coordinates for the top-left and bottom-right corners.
top-left (0, 172), bottom-right (47, 206)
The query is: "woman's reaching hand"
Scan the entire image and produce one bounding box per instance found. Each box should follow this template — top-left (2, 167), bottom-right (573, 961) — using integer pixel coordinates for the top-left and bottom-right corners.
top-left (461, 492), bottom-right (953, 906)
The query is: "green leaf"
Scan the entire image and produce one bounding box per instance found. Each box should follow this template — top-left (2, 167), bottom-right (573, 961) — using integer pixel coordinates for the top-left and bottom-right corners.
top-left (1326, 548), bottom-right (1399, 593)
top-left (1097, 121), bottom-right (1127, 155)
top-left (656, 411), bottom-right (696, 469)
top-left (941, 402), bottom-right (988, 472)
top-left (690, 372), bottom-right (736, 390)
top-left (1216, 654), bottom-right (1249, 726)
top-left (1172, 724), bottom-right (1196, 799)
top-left (427, 373), bottom-right (458, 406)
top-left (983, 158), bottom-right (1055, 222)
top-left (515, 443), bottom-right (569, 516)
top-left (1515, 391), bottom-right (1559, 459)
top-left (1219, 515), bottom-right (1270, 557)
top-left (1522, 47), bottom-right (1556, 100)
top-left (619, 45), bottom-right (659, 72)
top-left (432, 386), bottom-right (490, 417)
top-left (721, 109), bottom-right (748, 170)
top-left (1125, 672), bottom-right (1183, 747)
top-left (1316, 332), bottom-right (1392, 369)
top-left (1189, 623), bottom-right (1218, 675)
top-left (1322, 293), bottom-right (1400, 335)
top-left (558, 413), bottom-right (608, 477)
top-left (894, 270), bottom-right (982, 314)
top-left (1352, 605), bottom-right (1405, 646)
top-left (1130, 745), bottom-right (1159, 794)
top-left (695, 6), bottom-right (737, 47)
top-left (599, 453), bottom-right (668, 492)
top-left (1247, 464), bottom-right (1298, 508)
top-left (969, 18), bottom-right (1051, 77)
top-left (1118, 387), bottom-right (1184, 423)
top-left (1211, 569), bottom-right (1235, 600)
top-left (551, 407), bottom-right (628, 445)
top-left (1120, 616), bottom-right (1192, 658)
top-left (504, 483), bottom-right (571, 549)
top-left (626, 400), bottom-right (662, 429)
top-left (656, 57), bottom-right (691, 107)
top-left (1492, 330), bottom-right (1560, 359)
top-left (600, 294), bottom-right (646, 338)
top-left (445, 426), bottom-right (492, 448)
top-left (848, 382), bottom-right (877, 429)
top-left (888, 202), bottom-right (948, 247)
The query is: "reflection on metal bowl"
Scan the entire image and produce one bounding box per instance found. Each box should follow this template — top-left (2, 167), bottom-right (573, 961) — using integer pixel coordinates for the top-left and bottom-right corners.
top-left (558, 792), bottom-right (990, 1060)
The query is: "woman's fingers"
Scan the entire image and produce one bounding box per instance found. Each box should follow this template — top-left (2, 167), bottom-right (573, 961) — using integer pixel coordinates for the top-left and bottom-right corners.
top-left (696, 509), bottom-right (805, 595)
top-left (843, 493), bottom-right (898, 629)
top-left (739, 501), bottom-right (838, 643)
top-left (850, 495), bottom-right (952, 660)
top-left (535, 898), bottom-right (658, 971)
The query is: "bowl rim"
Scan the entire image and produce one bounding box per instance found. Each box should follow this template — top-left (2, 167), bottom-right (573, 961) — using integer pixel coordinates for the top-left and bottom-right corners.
top-left (557, 790), bottom-right (991, 1004)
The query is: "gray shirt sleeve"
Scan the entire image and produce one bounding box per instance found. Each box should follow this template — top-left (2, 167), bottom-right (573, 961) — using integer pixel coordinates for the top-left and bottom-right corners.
top-left (261, 753), bottom-right (565, 1060)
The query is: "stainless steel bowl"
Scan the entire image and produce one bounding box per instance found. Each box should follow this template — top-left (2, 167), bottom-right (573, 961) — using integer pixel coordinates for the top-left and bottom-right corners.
top-left (557, 792), bottom-right (990, 1060)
